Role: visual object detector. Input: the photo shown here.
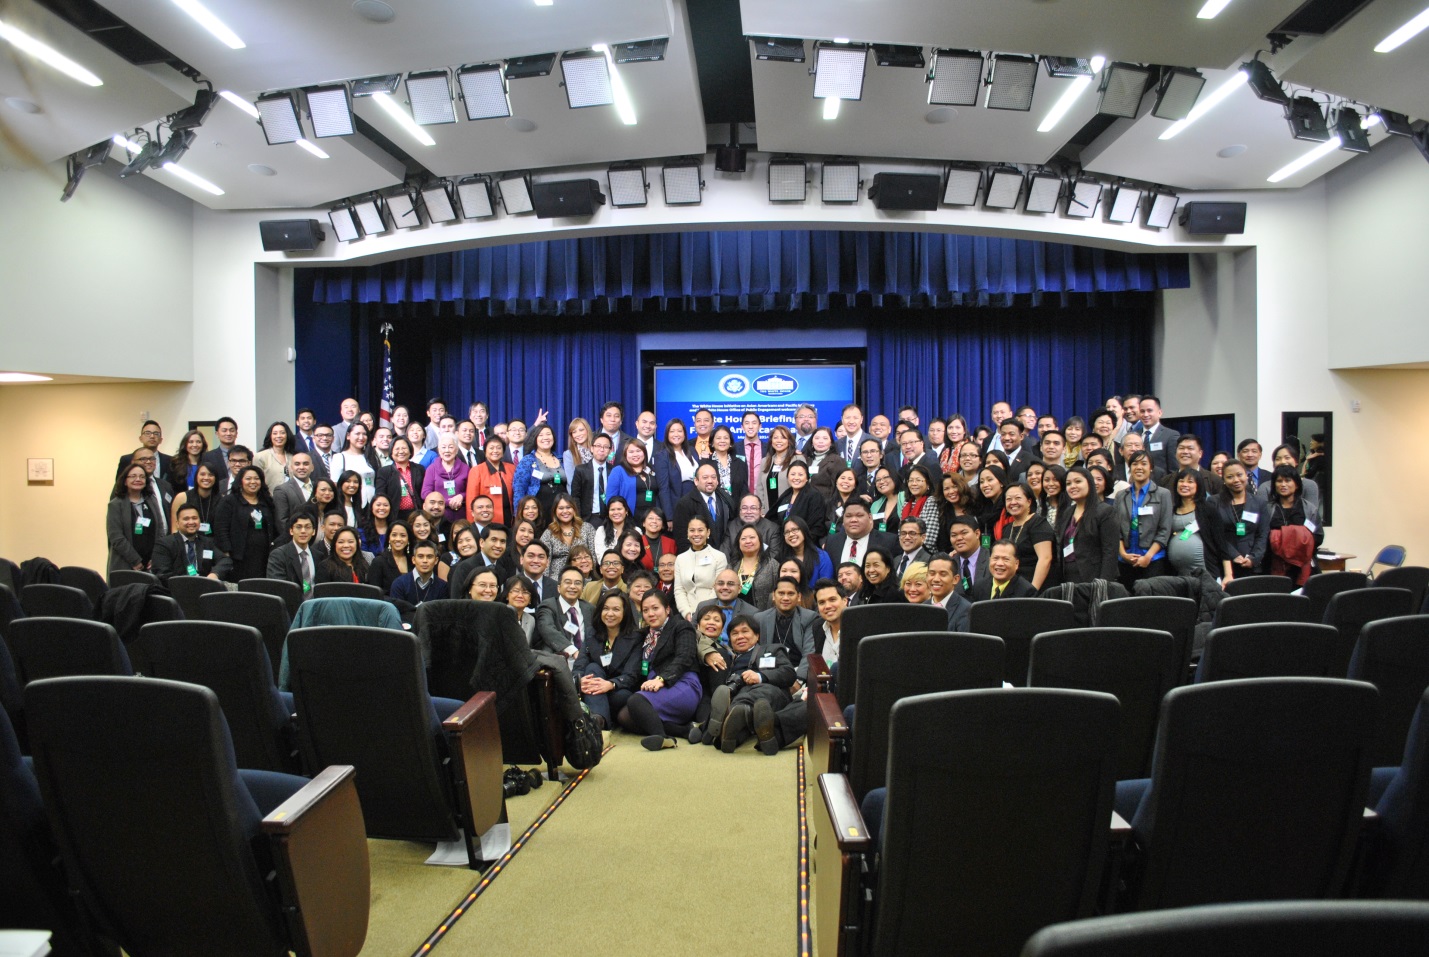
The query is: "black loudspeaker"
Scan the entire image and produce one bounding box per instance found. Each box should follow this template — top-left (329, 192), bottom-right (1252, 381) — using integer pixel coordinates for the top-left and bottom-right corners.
top-left (259, 219), bottom-right (325, 251)
top-left (715, 145), bottom-right (747, 172)
top-left (1178, 201), bottom-right (1247, 234)
top-left (867, 173), bottom-right (941, 211)
top-left (531, 179), bottom-right (605, 218)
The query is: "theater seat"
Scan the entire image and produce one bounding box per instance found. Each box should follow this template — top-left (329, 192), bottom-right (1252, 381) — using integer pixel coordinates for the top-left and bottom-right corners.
top-left (834, 604), bottom-right (951, 709)
top-left (969, 598), bottom-right (1078, 687)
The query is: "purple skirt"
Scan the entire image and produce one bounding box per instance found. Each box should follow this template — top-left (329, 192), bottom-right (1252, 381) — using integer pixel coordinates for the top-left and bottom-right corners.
top-left (638, 670), bottom-right (702, 724)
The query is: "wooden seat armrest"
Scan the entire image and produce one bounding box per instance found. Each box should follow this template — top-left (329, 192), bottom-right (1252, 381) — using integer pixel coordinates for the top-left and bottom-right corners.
top-left (442, 691), bottom-right (505, 842)
top-left (442, 690), bottom-right (496, 732)
top-left (818, 773), bottom-right (874, 853)
top-left (813, 691), bottom-right (850, 740)
top-left (261, 765), bottom-right (370, 957)
top-left (1110, 810), bottom-right (1132, 841)
top-left (807, 654), bottom-right (832, 692)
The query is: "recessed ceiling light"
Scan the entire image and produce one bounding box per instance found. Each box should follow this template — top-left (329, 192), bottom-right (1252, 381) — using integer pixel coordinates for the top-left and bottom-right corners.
top-left (170, 0), bottom-right (245, 49)
top-left (0, 19), bottom-right (103, 86)
top-left (1375, 5), bottom-right (1429, 53)
top-left (1217, 144), bottom-right (1247, 158)
top-left (247, 163), bottom-right (277, 176)
top-left (0, 372), bottom-right (53, 383)
top-left (506, 117), bottom-right (537, 132)
top-left (351, 0), bottom-right (396, 23)
top-left (925, 107), bottom-right (958, 124)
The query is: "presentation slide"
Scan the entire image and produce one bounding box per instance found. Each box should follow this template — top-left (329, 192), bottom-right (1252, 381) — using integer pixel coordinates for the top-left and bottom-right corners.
top-left (653, 365), bottom-right (857, 439)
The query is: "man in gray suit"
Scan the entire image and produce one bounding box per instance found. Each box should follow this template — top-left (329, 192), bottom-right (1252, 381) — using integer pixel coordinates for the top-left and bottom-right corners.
top-left (265, 512), bottom-right (320, 593)
top-left (948, 516), bottom-right (991, 598)
top-left (926, 552), bottom-right (972, 633)
top-left (272, 452), bottom-right (316, 536)
top-left (754, 576), bottom-right (822, 687)
top-left (534, 567), bottom-right (596, 665)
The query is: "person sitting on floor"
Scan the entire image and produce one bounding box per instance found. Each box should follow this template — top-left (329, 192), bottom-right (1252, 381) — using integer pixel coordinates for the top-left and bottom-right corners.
top-left (694, 615), bottom-right (796, 755)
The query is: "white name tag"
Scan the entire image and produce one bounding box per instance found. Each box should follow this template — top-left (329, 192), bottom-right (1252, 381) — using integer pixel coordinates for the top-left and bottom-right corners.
top-left (136, 516), bottom-right (152, 528)
top-left (600, 652), bottom-right (613, 668)
top-left (777, 504), bottom-right (790, 513)
top-left (444, 480), bottom-right (457, 495)
top-left (202, 549), bottom-right (214, 560)
top-left (489, 485), bottom-right (502, 495)
top-left (532, 469), bottom-right (546, 480)
top-left (835, 506), bottom-right (844, 517)
top-left (1137, 505), bottom-right (1154, 517)
top-left (759, 655), bottom-right (777, 669)
top-left (564, 619), bottom-right (580, 635)
top-left (249, 511), bottom-right (262, 524)
top-left (808, 466), bottom-right (819, 474)
top-left (199, 522), bottom-right (211, 534)
top-left (1186, 521), bottom-right (1199, 534)
top-left (1305, 519), bottom-right (1318, 533)
top-left (772, 465), bottom-right (782, 473)
top-left (698, 552), bottom-right (713, 566)
top-left (1242, 510), bottom-right (1260, 523)
top-left (1150, 442), bottom-right (1164, 452)
top-left (1062, 541), bottom-right (1075, 558)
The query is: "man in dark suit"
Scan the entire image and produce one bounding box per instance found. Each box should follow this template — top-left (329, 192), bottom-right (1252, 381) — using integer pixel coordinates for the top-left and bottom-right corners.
top-left (272, 452), bottom-right (316, 535)
top-left (948, 516), bottom-right (991, 598)
top-left (200, 417), bottom-right (240, 484)
top-left (926, 552), bottom-right (972, 632)
top-left (996, 420), bottom-right (1034, 483)
top-left (837, 404), bottom-right (870, 464)
top-left (884, 428), bottom-right (944, 488)
top-left (517, 540), bottom-right (559, 604)
top-left (116, 420), bottom-right (172, 481)
top-left (891, 517), bottom-right (934, 581)
top-left (596, 402), bottom-right (633, 461)
top-left (1155, 433), bottom-right (1223, 497)
top-left (727, 494), bottom-right (779, 548)
top-left (475, 524), bottom-right (517, 581)
top-left (970, 541), bottom-right (1038, 601)
top-left (825, 501), bottom-right (898, 567)
top-left (673, 464), bottom-right (737, 553)
top-left (1236, 438), bottom-right (1274, 495)
top-left (694, 569), bottom-right (760, 633)
top-left (534, 567), bottom-right (597, 664)
top-left (570, 434), bottom-right (615, 522)
top-left (753, 576), bottom-right (822, 689)
top-left (265, 511), bottom-right (321, 593)
top-left (150, 503), bottom-right (233, 580)
top-left (1136, 396), bottom-right (1180, 475)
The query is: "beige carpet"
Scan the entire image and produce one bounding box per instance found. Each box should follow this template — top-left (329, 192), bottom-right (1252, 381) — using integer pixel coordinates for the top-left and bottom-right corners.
top-left (434, 734), bottom-right (801, 957)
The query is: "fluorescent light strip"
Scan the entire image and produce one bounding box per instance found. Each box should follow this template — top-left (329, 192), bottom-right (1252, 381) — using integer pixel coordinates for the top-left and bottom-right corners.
top-left (113, 134), bottom-right (144, 153)
top-left (1158, 70), bottom-right (1247, 139)
top-left (372, 92), bottom-right (436, 145)
top-left (822, 96), bottom-right (840, 119)
top-left (1375, 5), bottom-right (1429, 52)
top-left (1197, 0), bottom-right (1235, 19)
top-left (593, 44), bottom-right (637, 125)
top-left (0, 373), bottom-right (53, 383)
top-left (1267, 136), bottom-right (1342, 183)
top-left (170, 0), bottom-right (245, 49)
top-left (162, 162), bottom-right (224, 195)
top-left (1036, 55), bottom-right (1103, 132)
top-left (219, 90), bottom-right (259, 118)
top-left (296, 139), bottom-right (329, 159)
top-left (0, 19), bottom-right (102, 86)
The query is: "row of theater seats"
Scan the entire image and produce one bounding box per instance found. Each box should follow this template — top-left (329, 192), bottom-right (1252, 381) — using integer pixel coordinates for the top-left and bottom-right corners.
top-left (804, 595), bottom-right (1429, 957)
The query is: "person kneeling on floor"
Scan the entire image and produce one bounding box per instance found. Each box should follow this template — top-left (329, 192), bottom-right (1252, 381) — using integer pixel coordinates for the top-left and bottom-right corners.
top-left (694, 615), bottom-right (796, 755)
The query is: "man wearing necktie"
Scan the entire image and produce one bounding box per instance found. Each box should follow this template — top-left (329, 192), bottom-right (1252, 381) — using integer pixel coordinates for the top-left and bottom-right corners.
top-left (572, 434), bottom-right (614, 521)
top-left (741, 411), bottom-right (764, 496)
top-left (535, 567), bottom-right (595, 666)
top-left (970, 541), bottom-right (1036, 601)
top-left (150, 503), bottom-right (232, 580)
top-left (674, 464), bottom-right (734, 552)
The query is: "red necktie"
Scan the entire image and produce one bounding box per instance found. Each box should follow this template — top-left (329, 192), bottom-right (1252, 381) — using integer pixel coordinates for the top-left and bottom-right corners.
top-left (850, 541), bottom-right (858, 558)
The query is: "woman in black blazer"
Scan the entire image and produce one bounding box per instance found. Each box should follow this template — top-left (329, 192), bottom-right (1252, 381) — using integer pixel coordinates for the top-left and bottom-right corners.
top-left (574, 591), bottom-right (643, 730)
top-left (769, 460), bottom-right (829, 547)
top-left (616, 590), bottom-right (700, 750)
top-left (106, 463), bottom-right (165, 572)
top-left (374, 437), bottom-right (426, 520)
top-left (212, 466), bottom-right (279, 582)
top-left (1054, 466), bottom-right (1121, 584)
top-left (701, 425), bottom-right (749, 504)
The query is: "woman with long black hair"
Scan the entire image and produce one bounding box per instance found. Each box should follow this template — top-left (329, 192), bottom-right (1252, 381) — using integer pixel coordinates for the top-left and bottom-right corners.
top-left (213, 465), bottom-right (279, 582)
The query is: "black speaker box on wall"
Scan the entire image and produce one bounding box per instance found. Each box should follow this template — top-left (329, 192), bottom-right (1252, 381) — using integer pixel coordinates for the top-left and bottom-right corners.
top-left (1179, 201), bottom-right (1247, 234)
top-left (531, 179), bottom-right (606, 218)
top-left (715, 146), bottom-right (747, 172)
top-left (259, 219), bottom-right (325, 251)
top-left (868, 173), bottom-right (941, 211)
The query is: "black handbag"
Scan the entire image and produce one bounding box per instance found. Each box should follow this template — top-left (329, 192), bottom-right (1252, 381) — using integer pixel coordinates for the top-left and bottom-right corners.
top-left (564, 703), bottom-right (604, 770)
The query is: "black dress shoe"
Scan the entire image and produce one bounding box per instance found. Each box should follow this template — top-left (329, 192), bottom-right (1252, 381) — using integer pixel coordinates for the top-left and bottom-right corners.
top-left (641, 734), bottom-right (675, 751)
top-left (721, 705), bottom-right (751, 754)
top-left (753, 699), bottom-right (780, 755)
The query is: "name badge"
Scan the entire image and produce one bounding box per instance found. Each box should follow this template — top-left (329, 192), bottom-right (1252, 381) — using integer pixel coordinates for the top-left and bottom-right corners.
top-left (186, 564), bottom-right (198, 576)
top-left (1150, 442), bottom-right (1164, 452)
top-left (768, 476), bottom-right (778, 490)
top-left (136, 516), bottom-right (152, 528)
top-left (199, 522), bottom-right (211, 534)
top-left (489, 485), bottom-right (502, 495)
top-left (1241, 510), bottom-right (1260, 523)
top-left (644, 490), bottom-right (654, 503)
top-left (202, 549), bottom-right (214, 560)
top-left (251, 511), bottom-right (263, 528)
top-left (1137, 505), bottom-right (1154, 517)
top-left (759, 655), bottom-right (777, 669)
top-left (532, 469), bottom-right (546, 480)
top-left (363, 473), bottom-right (374, 487)
top-left (1305, 519), bottom-right (1318, 534)
top-left (1062, 541), bottom-right (1075, 558)
top-left (554, 473), bottom-right (563, 484)
top-left (777, 504), bottom-right (789, 513)
top-left (699, 552), bottom-right (712, 566)
top-left (444, 480), bottom-right (457, 496)
top-left (772, 465), bottom-right (783, 473)
top-left (809, 466), bottom-right (819, 475)
top-left (835, 506), bottom-right (844, 517)
top-left (600, 652), bottom-right (613, 668)
top-left (1236, 521), bottom-right (1247, 538)
top-left (564, 619), bottom-right (580, 635)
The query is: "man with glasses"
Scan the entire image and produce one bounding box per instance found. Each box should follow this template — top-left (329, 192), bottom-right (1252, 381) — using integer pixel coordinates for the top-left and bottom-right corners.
top-left (309, 424), bottom-right (335, 481)
top-left (885, 427), bottom-right (942, 486)
top-left (116, 420), bottom-right (171, 480)
top-left (219, 446), bottom-right (253, 497)
top-left (581, 550), bottom-right (630, 604)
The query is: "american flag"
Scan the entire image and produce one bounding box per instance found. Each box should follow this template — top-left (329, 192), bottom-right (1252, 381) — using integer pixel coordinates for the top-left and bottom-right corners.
top-left (378, 322), bottom-right (395, 429)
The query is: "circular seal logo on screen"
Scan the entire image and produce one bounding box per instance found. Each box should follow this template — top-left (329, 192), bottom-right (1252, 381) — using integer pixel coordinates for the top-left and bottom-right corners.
top-left (753, 373), bottom-right (799, 398)
top-left (718, 374), bottom-right (750, 398)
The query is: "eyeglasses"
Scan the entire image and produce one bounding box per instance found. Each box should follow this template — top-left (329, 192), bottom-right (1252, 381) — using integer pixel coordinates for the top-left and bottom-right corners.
top-left (140, 430), bottom-right (162, 437)
top-left (600, 559), bottom-right (623, 567)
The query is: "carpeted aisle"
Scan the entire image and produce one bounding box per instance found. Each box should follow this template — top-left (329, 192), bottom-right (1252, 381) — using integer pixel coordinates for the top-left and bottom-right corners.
top-left (437, 736), bottom-right (800, 956)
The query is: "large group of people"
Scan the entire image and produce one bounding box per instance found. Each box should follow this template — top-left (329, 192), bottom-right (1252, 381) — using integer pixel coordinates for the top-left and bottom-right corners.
top-left (108, 393), bottom-right (1329, 750)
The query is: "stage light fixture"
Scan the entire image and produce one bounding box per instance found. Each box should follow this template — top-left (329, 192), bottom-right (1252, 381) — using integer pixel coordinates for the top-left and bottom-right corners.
top-left (986, 54), bottom-right (1037, 111)
top-left (821, 161), bottom-right (860, 203)
top-left (167, 88), bottom-right (216, 131)
top-left (386, 188), bottom-right (421, 229)
top-left (306, 85), bottom-right (354, 137)
top-left (661, 161), bottom-right (703, 205)
top-left (1097, 62), bottom-right (1150, 118)
top-left (256, 92), bottom-right (303, 144)
top-left (1285, 95), bottom-right (1331, 142)
top-left (350, 74), bottom-right (401, 98)
top-left (455, 176), bottom-right (495, 218)
top-left (1241, 59), bottom-right (1288, 105)
top-left (405, 71), bottom-right (456, 125)
top-left (927, 49), bottom-right (983, 106)
top-left (1106, 183), bottom-right (1143, 222)
top-left (612, 38), bottom-right (667, 63)
top-left (457, 65), bottom-right (510, 120)
top-left (420, 182), bottom-right (458, 222)
top-left (607, 164), bottom-right (649, 207)
top-left (61, 140), bottom-right (112, 201)
top-left (119, 138), bottom-right (161, 177)
top-left (153, 128), bottom-right (195, 166)
top-left (499, 173), bottom-right (534, 214)
top-left (813, 43), bottom-right (868, 100)
top-left (1373, 109), bottom-right (1414, 137)
top-left (505, 54), bottom-right (556, 79)
top-left (352, 195), bottom-right (387, 234)
top-left (942, 163), bottom-right (982, 206)
top-left (750, 37), bottom-right (806, 63)
top-left (1025, 170), bottom-right (1062, 213)
top-left (768, 159), bottom-right (807, 202)
top-left (328, 205), bottom-right (361, 242)
top-left (561, 51), bottom-right (614, 108)
top-left (1043, 57), bottom-right (1093, 78)
top-left (983, 166), bottom-right (1024, 209)
top-left (873, 44), bottom-right (924, 68)
top-left (1334, 108), bottom-right (1372, 153)
top-left (1152, 68), bottom-right (1204, 121)
top-left (1144, 190), bottom-right (1179, 229)
top-left (1413, 126), bottom-right (1429, 165)
top-left (1064, 176), bottom-right (1103, 218)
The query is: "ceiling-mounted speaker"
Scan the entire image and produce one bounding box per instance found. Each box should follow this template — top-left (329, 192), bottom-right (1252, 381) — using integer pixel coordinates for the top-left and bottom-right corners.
top-left (715, 145), bottom-right (747, 172)
top-left (259, 219), bottom-right (325, 251)
top-left (867, 172), bottom-right (940, 211)
top-left (1178, 201), bottom-right (1246, 234)
top-left (531, 178), bottom-right (605, 218)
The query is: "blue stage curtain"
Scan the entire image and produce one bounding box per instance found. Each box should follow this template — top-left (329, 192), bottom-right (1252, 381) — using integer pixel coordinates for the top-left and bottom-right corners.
top-left (865, 307), bottom-right (1153, 428)
top-left (306, 230), bottom-right (1188, 313)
